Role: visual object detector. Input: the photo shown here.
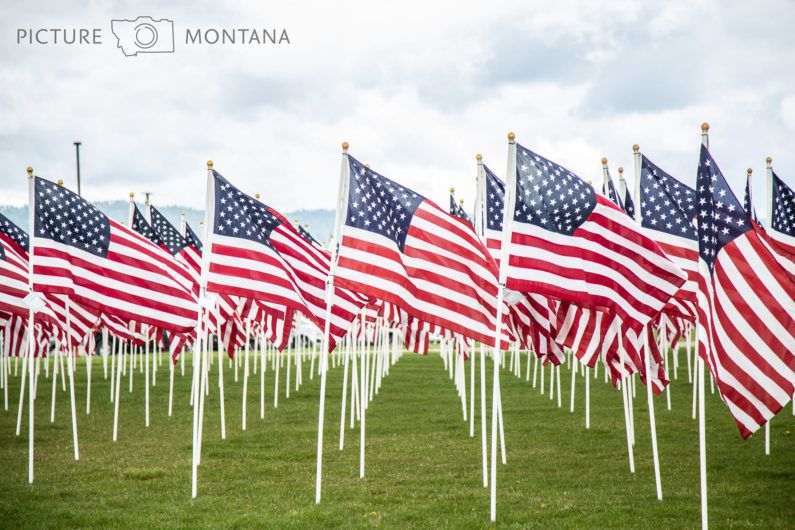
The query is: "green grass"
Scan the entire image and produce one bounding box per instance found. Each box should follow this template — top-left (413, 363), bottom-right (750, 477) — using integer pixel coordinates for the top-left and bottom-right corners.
top-left (0, 350), bottom-right (793, 528)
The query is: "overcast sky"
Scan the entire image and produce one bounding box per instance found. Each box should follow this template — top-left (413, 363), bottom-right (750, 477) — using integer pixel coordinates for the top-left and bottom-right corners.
top-left (2, 0), bottom-right (794, 215)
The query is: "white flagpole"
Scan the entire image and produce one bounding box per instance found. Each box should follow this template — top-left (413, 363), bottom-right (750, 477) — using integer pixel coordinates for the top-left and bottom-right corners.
top-left (604, 158), bottom-right (635, 473)
top-left (633, 145), bottom-right (662, 500)
top-left (698, 122), bottom-right (710, 530)
top-left (242, 320), bottom-right (251, 430)
top-left (26, 166), bottom-right (35, 483)
top-left (763, 156), bottom-right (774, 455)
top-left (64, 296), bottom-right (80, 460)
top-left (488, 133), bottom-right (518, 521)
top-left (315, 141), bottom-right (351, 503)
top-left (339, 322), bottom-right (351, 450)
top-left (473, 153), bottom-right (490, 488)
top-left (192, 160), bottom-right (216, 498)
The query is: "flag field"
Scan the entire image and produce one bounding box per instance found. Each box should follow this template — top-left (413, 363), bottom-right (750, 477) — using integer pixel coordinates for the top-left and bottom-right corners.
top-left (0, 350), bottom-right (793, 528)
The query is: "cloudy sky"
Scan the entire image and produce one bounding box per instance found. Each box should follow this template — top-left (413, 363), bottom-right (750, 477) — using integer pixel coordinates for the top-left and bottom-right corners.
top-left (2, 0), bottom-right (794, 215)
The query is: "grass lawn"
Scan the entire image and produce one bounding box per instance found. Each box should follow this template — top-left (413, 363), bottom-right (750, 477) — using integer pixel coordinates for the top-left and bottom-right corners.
top-left (0, 349), bottom-right (793, 528)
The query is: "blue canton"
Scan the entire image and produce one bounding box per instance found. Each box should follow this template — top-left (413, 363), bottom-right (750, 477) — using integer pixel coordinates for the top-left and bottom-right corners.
top-left (213, 171), bottom-right (281, 246)
top-left (639, 155), bottom-right (697, 240)
top-left (34, 177), bottom-right (111, 257)
top-left (513, 144), bottom-right (597, 236)
top-left (772, 171), bottom-right (795, 237)
top-left (150, 205), bottom-right (189, 255)
top-left (0, 212), bottom-right (29, 261)
top-left (345, 156), bottom-right (421, 252)
top-left (696, 145), bottom-right (751, 272)
top-left (485, 166), bottom-right (505, 232)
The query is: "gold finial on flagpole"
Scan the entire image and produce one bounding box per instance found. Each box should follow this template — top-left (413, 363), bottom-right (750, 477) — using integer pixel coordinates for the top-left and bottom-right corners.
top-left (618, 167), bottom-right (624, 175)
top-left (701, 122), bottom-right (710, 133)
top-left (476, 154), bottom-right (482, 162)
top-left (601, 157), bottom-right (608, 167)
top-left (747, 168), bottom-right (753, 176)
top-left (57, 179), bottom-right (64, 186)
top-left (450, 187), bottom-right (455, 194)
top-left (129, 192), bottom-right (134, 199)
top-left (255, 193), bottom-right (260, 200)
top-left (508, 132), bottom-right (515, 143)
top-left (27, 167), bottom-right (33, 176)
top-left (459, 199), bottom-right (465, 206)
top-left (586, 180), bottom-right (593, 185)
top-left (342, 142), bottom-right (349, 152)
top-left (632, 144), bottom-right (639, 153)
top-left (766, 156), bottom-right (772, 167)
top-left (207, 160), bottom-right (213, 169)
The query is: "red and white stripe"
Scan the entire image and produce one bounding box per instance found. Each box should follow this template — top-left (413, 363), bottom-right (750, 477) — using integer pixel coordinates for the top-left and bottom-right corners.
top-left (337, 200), bottom-right (507, 347)
top-left (506, 195), bottom-right (686, 333)
top-left (33, 219), bottom-right (199, 333)
top-left (208, 209), bottom-right (365, 351)
top-left (697, 228), bottom-right (795, 438)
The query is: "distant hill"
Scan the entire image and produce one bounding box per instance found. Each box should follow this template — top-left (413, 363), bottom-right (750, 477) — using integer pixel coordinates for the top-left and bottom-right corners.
top-left (0, 202), bottom-right (335, 245)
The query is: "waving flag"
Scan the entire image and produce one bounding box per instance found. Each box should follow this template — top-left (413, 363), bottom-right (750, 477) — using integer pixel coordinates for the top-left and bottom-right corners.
top-left (743, 169), bottom-right (757, 221)
top-left (296, 223), bottom-right (322, 248)
top-left (205, 170), bottom-right (364, 351)
top-left (602, 165), bottom-right (622, 206)
top-left (769, 170), bottom-right (795, 257)
top-left (638, 154), bottom-right (699, 318)
top-left (696, 145), bottom-right (795, 438)
top-left (503, 143), bottom-right (686, 333)
top-left (617, 169), bottom-right (636, 218)
top-left (449, 189), bottom-right (472, 225)
top-left (30, 177), bottom-right (199, 333)
top-left (0, 212), bottom-right (31, 317)
top-left (335, 154), bottom-right (508, 347)
top-left (483, 165), bottom-right (506, 262)
top-left (479, 165), bottom-right (562, 360)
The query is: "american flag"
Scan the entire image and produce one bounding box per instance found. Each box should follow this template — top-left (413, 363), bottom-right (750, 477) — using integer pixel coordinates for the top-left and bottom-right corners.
top-left (0, 212), bottom-right (31, 318)
top-left (149, 206), bottom-right (190, 256)
top-left (638, 154), bottom-right (699, 319)
top-left (205, 170), bottom-right (365, 351)
top-left (149, 206), bottom-right (253, 358)
top-left (335, 154), bottom-right (507, 347)
top-left (602, 169), bottom-right (622, 207)
top-left (449, 190), bottom-right (472, 225)
top-left (618, 171), bottom-right (636, 219)
top-left (296, 223), bottom-right (322, 248)
top-left (1, 213), bottom-right (93, 348)
top-left (31, 177), bottom-right (199, 334)
top-left (769, 170), bottom-right (795, 257)
top-left (483, 165), bottom-right (505, 262)
top-left (743, 170), bottom-right (757, 221)
top-left (503, 143), bottom-right (686, 333)
top-left (480, 165), bottom-right (562, 361)
top-left (696, 144), bottom-right (795, 438)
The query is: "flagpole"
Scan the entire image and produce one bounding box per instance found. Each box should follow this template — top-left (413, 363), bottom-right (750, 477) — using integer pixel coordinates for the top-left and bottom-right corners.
top-left (315, 141), bottom-right (351, 503)
top-left (26, 166), bottom-right (35, 483)
top-left (473, 154), bottom-right (490, 487)
top-left (603, 158), bottom-right (636, 473)
top-left (763, 156), bottom-right (774, 451)
top-left (488, 133), bottom-right (517, 521)
top-left (698, 122), bottom-right (710, 530)
top-left (191, 160), bottom-right (215, 498)
top-left (633, 145), bottom-right (663, 500)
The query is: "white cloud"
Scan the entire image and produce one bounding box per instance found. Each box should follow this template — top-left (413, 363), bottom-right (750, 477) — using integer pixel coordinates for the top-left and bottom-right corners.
top-left (1, 0), bottom-right (794, 218)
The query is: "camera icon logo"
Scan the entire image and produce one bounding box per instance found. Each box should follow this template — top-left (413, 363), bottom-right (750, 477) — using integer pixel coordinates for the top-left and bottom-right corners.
top-left (111, 16), bottom-right (174, 56)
